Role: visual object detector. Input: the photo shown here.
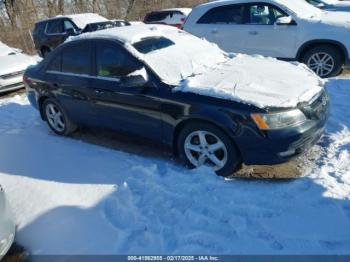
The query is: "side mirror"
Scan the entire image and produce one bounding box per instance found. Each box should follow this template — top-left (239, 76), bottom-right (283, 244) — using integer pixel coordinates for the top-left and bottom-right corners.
top-left (275, 16), bottom-right (294, 26)
top-left (120, 68), bottom-right (149, 88)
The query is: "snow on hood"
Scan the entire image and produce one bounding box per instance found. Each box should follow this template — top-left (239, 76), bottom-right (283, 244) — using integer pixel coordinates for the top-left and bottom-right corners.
top-left (0, 42), bottom-right (16, 56)
top-left (274, 0), bottom-right (322, 19)
top-left (319, 11), bottom-right (350, 27)
top-left (63, 13), bottom-right (108, 30)
top-left (322, 0), bottom-right (350, 6)
top-left (174, 55), bottom-right (324, 109)
top-left (0, 53), bottom-right (36, 75)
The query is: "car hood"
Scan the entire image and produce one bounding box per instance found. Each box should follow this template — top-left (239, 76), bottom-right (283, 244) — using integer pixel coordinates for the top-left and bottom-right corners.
top-left (319, 11), bottom-right (350, 28)
top-left (174, 54), bottom-right (324, 109)
top-left (0, 53), bottom-right (35, 75)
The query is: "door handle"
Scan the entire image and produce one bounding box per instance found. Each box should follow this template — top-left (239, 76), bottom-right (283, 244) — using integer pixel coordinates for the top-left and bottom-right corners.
top-left (249, 31), bottom-right (258, 35)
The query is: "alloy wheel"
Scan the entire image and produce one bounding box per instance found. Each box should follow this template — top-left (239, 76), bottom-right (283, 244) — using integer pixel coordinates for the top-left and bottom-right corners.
top-left (45, 103), bottom-right (65, 133)
top-left (184, 130), bottom-right (228, 171)
top-left (307, 52), bottom-right (335, 77)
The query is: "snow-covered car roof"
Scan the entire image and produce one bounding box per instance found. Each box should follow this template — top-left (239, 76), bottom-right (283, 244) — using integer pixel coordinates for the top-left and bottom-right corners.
top-left (45, 13), bottom-right (108, 30)
top-left (70, 24), bottom-right (177, 44)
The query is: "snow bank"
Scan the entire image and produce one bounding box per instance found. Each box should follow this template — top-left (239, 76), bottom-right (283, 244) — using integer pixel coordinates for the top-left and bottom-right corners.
top-left (0, 79), bottom-right (349, 255)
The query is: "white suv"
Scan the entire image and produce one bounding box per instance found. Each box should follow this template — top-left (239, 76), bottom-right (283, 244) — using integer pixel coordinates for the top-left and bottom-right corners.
top-left (183, 0), bottom-right (350, 77)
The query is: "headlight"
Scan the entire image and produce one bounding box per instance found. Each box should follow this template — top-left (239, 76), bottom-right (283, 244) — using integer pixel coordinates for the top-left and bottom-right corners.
top-left (251, 109), bottom-right (307, 130)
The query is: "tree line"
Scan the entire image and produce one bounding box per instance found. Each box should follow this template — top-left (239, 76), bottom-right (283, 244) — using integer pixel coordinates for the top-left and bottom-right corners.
top-left (0, 0), bottom-right (206, 54)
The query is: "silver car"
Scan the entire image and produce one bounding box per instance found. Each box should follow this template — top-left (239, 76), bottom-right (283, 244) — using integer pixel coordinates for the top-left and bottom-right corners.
top-left (0, 185), bottom-right (15, 260)
top-left (0, 42), bottom-right (35, 94)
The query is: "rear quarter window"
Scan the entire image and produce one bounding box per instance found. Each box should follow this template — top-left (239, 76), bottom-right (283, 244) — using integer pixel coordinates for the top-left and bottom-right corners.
top-left (144, 11), bottom-right (176, 22)
top-left (34, 22), bottom-right (46, 35)
top-left (47, 19), bottom-right (64, 34)
top-left (197, 4), bottom-right (245, 24)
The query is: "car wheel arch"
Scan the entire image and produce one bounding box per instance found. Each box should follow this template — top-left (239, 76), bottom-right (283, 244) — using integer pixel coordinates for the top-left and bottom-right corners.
top-left (38, 95), bottom-right (52, 120)
top-left (296, 40), bottom-right (347, 63)
top-left (172, 118), bottom-right (241, 157)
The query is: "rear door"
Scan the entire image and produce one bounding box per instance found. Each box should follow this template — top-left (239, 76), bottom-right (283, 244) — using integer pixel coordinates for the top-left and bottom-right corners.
top-left (188, 4), bottom-right (248, 53)
top-left (45, 19), bottom-right (66, 49)
top-left (90, 40), bottom-right (162, 140)
top-left (45, 41), bottom-right (98, 126)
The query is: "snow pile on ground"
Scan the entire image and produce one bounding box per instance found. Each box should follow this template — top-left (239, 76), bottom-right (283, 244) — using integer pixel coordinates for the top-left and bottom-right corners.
top-left (0, 79), bottom-right (349, 255)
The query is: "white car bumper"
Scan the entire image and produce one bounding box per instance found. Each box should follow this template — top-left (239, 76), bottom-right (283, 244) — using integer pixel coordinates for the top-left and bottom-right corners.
top-left (0, 187), bottom-right (15, 260)
top-left (0, 71), bottom-right (25, 94)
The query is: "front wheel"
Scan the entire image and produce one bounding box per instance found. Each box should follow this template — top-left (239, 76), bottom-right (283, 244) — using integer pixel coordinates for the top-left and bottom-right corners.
top-left (42, 99), bottom-right (77, 136)
top-left (302, 45), bottom-right (343, 78)
top-left (177, 122), bottom-right (241, 177)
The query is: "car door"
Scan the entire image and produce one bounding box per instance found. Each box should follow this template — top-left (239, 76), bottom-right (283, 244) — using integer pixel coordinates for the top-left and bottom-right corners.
top-left (45, 19), bottom-right (66, 49)
top-left (45, 41), bottom-right (99, 126)
top-left (190, 4), bottom-right (248, 53)
top-left (90, 40), bottom-right (162, 141)
top-left (241, 3), bottom-right (298, 58)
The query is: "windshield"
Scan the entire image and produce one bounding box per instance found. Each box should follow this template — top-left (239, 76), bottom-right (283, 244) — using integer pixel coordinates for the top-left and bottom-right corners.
top-left (131, 31), bottom-right (227, 85)
top-left (0, 42), bottom-right (15, 56)
top-left (278, 0), bottom-right (322, 18)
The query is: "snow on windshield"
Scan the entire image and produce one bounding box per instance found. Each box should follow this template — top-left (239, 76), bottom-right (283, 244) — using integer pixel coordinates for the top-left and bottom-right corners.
top-left (132, 31), bottom-right (227, 85)
top-left (0, 42), bottom-right (15, 56)
top-left (279, 0), bottom-right (321, 18)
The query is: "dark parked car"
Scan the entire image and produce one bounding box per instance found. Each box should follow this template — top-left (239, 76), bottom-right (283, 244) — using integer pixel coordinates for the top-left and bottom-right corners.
top-left (33, 13), bottom-right (108, 57)
top-left (24, 25), bottom-right (329, 177)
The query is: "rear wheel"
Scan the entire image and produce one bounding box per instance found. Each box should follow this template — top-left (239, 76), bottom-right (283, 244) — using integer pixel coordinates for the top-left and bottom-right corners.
top-left (302, 45), bottom-right (343, 78)
top-left (177, 122), bottom-right (241, 177)
top-left (42, 99), bottom-right (77, 136)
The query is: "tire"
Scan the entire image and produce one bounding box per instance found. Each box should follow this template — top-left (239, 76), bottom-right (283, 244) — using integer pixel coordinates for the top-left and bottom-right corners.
top-left (177, 122), bottom-right (242, 177)
top-left (42, 98), bottom-right (77, 136)
top-left (302, 45), bottom-right (343, 78)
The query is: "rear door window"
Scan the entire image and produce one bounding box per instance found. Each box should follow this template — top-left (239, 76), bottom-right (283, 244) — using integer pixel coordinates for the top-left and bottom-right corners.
top-left (61, 42), bottom-right (92, 75)
top-left (197, 4), bottom-right (245, 24)
top-left (47, 19), bottom-right (64, 34)
top-left (47, 54), bottom-right (61, 72)
top-left (145, 11), bottom-right (171, 22)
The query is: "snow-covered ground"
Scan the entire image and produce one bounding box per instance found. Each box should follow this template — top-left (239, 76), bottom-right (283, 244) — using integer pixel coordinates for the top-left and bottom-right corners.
top-left (0, 78), bottom-right (349, 255)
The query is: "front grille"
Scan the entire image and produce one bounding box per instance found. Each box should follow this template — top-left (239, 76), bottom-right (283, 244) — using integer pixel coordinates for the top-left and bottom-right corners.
top-left (299, 90), bottom-right (329, 120)
top-left (0, 70), bottom-right (24, 80)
